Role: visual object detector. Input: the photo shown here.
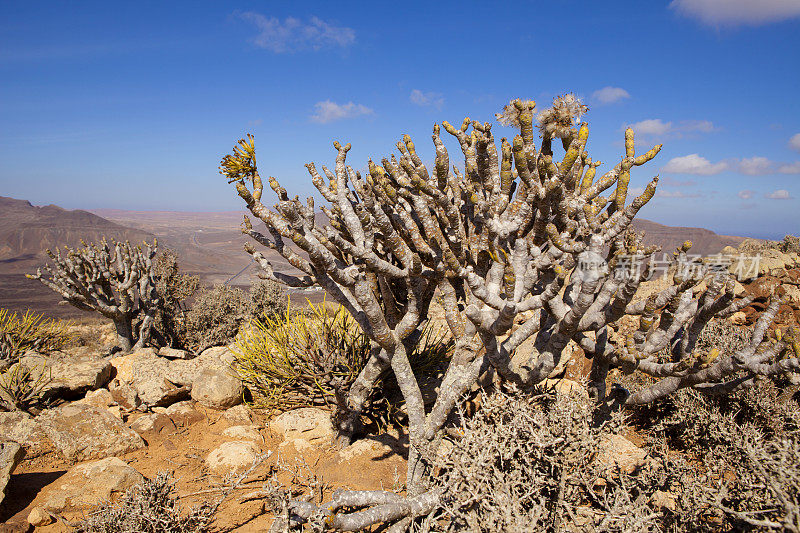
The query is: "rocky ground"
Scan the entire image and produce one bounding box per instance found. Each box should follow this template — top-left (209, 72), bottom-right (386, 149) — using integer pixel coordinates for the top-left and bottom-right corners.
top-left (2, 241), bottom-right (799, 532)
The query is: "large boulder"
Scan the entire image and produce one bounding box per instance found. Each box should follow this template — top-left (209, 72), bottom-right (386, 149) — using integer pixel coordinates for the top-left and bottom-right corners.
top-left (205, 441), bottom-right (261, 473)
top-left (35, 457), bottom-right (143, 512)
top-left (0, 411), bottom-right (47, 448)
top-left (0, 441), bottom-right (25, 506)
top-left (191, 367), bottom-right (242, 410)
top-left (158, 347), bottom-right (192, 360)
top-left (37, 404), bottom-right (145, 462)
top-left (269, 408), bottom-right (335, 446)
top-left (129, 412), bottom-right (177, 440)
top-left (108, 347), bottom-right (236, 409)
top-left (19, 351), bottom-right (112, 400)
top-left (165, 401), bottom-right (205, 426)
top-left (109, 350), bottom-right (192, 407)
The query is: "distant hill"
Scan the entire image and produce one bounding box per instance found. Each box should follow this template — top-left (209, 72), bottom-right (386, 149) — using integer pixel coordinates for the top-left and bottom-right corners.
top-left (0, 195), bottom-right (755, 317)
top-left (0, 196), bottom-right (155, 273)
top-left (631, 219), bottom-right (746, 257)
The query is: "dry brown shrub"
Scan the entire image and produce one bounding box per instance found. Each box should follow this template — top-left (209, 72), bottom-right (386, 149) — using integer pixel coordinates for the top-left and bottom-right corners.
top-left (423, 388), bottom-right (705, 532)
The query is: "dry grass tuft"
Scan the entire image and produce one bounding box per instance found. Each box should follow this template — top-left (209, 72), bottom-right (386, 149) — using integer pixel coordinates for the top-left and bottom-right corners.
top-left (233, 299), bottom-right (452, 423)
top-left (0, 308), bottom-right (73, 368)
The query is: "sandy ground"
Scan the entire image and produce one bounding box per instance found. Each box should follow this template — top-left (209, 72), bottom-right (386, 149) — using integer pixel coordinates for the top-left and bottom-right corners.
top-left (1, 401), bottom-right (409, 532)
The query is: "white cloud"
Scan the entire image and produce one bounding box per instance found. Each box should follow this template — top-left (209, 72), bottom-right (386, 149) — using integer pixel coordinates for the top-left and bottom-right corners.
top-left (789, 133), bottom-right (800, 152)
top-left (625, 118), bottom-right (717, 137)
top-left (591, 87), bottom-right (630, 105)
top-left (681, 120), bottom-right (716, 133)
top-left (778, 162), bottom-right (800, 174)
top-left (628, 119), bottom-right (672, 135)
top-left (738, 189), bottom-right (756, 199)
top-left (656, 190), bottom-right (702, 198)
top-left (310, 100), bottom-right (373, 123)
top-left (662, 154), bottom-right (729, 175)
top-left (410, 89), bottom-right (444, 109)
top-left (738, 156), bottom-right (773, 175)
top-left (670, 0), bottom-right (800, 27)
top-left (239, 13), bottom-right (355, 53)
top-left (765, 189), bottom-right (794, 200)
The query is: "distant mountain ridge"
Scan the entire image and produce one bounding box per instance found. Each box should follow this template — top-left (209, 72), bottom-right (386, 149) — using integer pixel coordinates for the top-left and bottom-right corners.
top-left (0, 195), bottom-right (754, 317)
top-left (0, 196), bottom-right (155, 271)
top-left (631, 219), bottom-right (746, 257)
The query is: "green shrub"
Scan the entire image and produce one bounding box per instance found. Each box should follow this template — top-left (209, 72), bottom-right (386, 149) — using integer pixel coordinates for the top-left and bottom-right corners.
top-left (184, 285), bottom-right (249, 353)
top-left (232, 299), bottom-right (452, 423)
top-left (183, 280), bottom-right (286, 353)
top-left (248, 279), bottom-right (288, 324)
top-left (0, 308), bottom-right (72, 369)
top-left (149, 248), bottom-right (200, 349)
top-left (76, 472), bottom-right (214, 533)
top-left (0, 362), bottom-right (51, 412)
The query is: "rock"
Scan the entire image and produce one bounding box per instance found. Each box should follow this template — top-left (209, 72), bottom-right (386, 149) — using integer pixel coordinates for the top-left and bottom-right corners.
top-left (733, 280), bottom-right (746, 297)
top-left (0, 411), bottom-right (47, 448)
top-left (651, 490), bottom-right (677, 512)
top-left (269, 408), bottom-right (335, 446)
top-left (27, 506), bottom-right (53, 527)
top-left (109, 351), bottom-right (191, 407)
top-left (165, 401), bottom-right (205, 426)
top-left (548, 341), bottom-right (581, 378)
top-left (37, 403), bottom-right (145, 462)
top-left (205, 441), bottom-right (260, 473)
top-left (36, 457), bottom-right (143, 512)
top-left (1, 442), bottom-right (25, 506)
top-left (191, 367), bottom-right (242, 410)
top-left (783, 285), bottom-right (800, 305)
top-left (129, 413), bottom-right (177, 440)
top-left (108, 380), bottom-right (141, 410)
top-left (595, 434), bottom-right (647, 475)
top-left (222, 425), bottom-right (263, 442)
top-left (19, 352), bottom-right (112, 400)
top-left (77, 388), bottom-right (116, 409)
top-left (730, 311), bottom-right (748, 326)
top-left (158, 347), bottom-right (192, 359)
top-left (198, 346), bottom-right (236, 368)
top-left (759, 256), bottom-right (786, 277)
top-left (107, 405), bottom-right (124, 419)
top-left (542, 378), bottom-right (588, 399)
top-left (338, 435), bottom-right (397, 462)
top-left (746, 276), bottom-right (781, 300)
top-left (223, 404), bottom-right (255, 426)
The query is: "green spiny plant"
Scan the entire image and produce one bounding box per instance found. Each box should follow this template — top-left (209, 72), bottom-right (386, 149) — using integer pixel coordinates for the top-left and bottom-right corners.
top-left (233, 298), bottom-right (452, 426)
top-left (0, 308), bottom-right (73, 369)
top-left (0, 362), bottom-right (52, 412)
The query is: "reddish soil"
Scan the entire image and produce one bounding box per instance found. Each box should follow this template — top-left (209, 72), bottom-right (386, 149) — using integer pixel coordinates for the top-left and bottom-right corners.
top-left (1, 404), bottom-right (408, 532)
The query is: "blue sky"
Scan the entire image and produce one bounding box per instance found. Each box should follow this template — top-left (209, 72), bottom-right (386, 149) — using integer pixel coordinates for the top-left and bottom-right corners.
top-left (1, 1), bottom-right (798, 239)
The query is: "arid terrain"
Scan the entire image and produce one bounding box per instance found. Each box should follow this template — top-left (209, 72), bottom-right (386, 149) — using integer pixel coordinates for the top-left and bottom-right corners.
top-left (0, 196), bottom-right (749, 318)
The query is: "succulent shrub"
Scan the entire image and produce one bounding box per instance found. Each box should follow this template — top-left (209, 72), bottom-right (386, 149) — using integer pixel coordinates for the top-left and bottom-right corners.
top-left (0, 362), bottom-right (52, 412)
top-left (182, 280), bottom-right (286, 353)
top-left (248, 278), bottom-right (288, 324)
top-left (221, 94), bottom-right (800, 530)
top-left (0, 308), bottom-right (72, 369)
top-left (233, 299), bottom-right (452, 427)
top-left (28, 238), bottom-right (159, 352)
